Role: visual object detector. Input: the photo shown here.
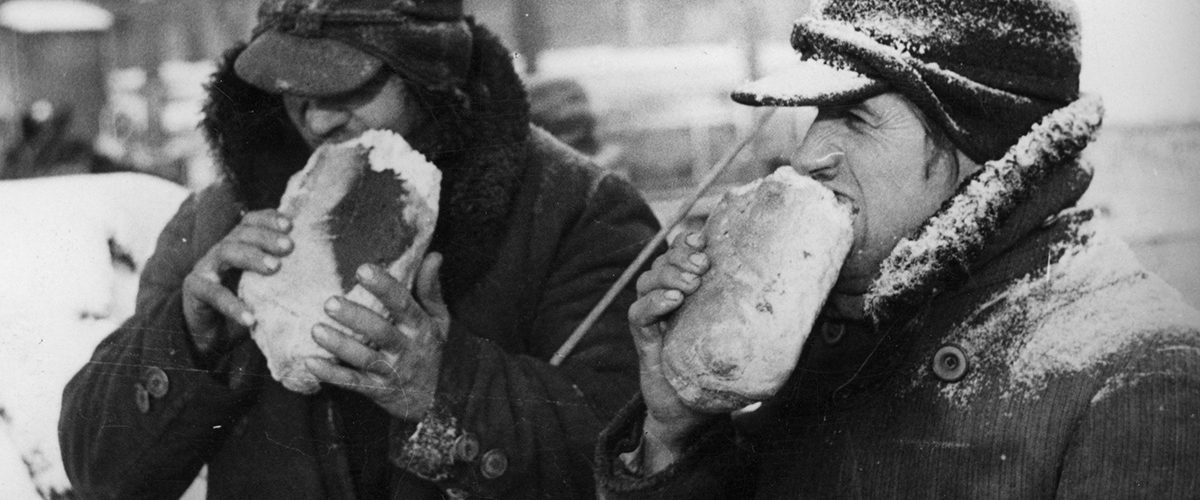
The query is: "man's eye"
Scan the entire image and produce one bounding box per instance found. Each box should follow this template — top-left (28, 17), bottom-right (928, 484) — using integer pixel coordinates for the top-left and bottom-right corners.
top-left (826, 107), bottom-right (864, 124)
top-left (810, 167), bottom-right (837, 181)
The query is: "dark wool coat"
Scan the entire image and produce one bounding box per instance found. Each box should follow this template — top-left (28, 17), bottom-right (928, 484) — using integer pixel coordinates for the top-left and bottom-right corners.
top-left (597, 98), bottom-right (1200, 499)
top-left (60, 23), bottom-right (659, 500)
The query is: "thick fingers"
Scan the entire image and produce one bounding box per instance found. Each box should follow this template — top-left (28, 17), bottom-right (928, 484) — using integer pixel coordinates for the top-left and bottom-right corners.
top-left (305, 357), bottom-right (371, 391)
top-left (309, 323), bottom-right (384, 369)
top-left (183, 272), bottom-right (256, 328)
top-left (323, 297), bottom-right (409, 352)
top-left (306, 358), bottom-right (397, 395)
top-left (241, 209), bottom-right (292, 232)
top-left (665, 242), bottom-right (709, 276)
top-left (670, 231), bottom-right (707, 252)
top-left (413, 253), bottom-right (447, 319)
top-left (356, 263), bottom-right (441, 340)
top-left (635, 232), bottom-right (710, 297)
top-left (628, 289), bottom-right (684, 329)
top-left (636, 258), bottom-right (703, 297)
top-left (226, 224), bottom-right (293, 257)
top-left (213, 240), bottom-right (283, 276)
top-left (355, 264), bottom-right (411, 315)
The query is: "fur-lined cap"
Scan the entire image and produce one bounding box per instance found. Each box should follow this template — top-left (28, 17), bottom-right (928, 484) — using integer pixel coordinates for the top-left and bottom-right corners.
top-left (733, 0), bottom-right (1082, 163)
top-left (235, 0), bottom-right (472, 96)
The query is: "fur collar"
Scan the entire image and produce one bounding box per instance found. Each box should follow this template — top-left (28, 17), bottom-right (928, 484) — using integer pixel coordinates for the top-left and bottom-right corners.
top-left (200, 22), bottom-right (530, 304)
top-left (865, 96), bottom-right (1105, 324)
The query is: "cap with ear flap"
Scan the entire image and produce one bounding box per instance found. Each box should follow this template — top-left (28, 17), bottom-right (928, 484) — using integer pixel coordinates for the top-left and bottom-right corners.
top-left (234, 0), bottom-right (473, 98)
top-left (732, 0), bottom-right (1083, 163)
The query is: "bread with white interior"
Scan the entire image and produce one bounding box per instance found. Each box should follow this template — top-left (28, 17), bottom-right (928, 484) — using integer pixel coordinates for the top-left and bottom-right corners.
top-left (239, 130), bottom-right (440, 394)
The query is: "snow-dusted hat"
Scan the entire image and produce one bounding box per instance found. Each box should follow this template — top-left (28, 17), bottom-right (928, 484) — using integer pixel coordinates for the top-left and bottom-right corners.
top-left (234, 0), bottom-right (472, 97)
top-left (734, 0), bottom-right (1083, 163)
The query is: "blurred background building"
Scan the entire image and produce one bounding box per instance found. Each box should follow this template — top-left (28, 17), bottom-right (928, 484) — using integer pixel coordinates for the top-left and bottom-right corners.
top-left (0, 0), bottom-right (812, 196)
top-left (2, 0), bottom-right (1191, 298)
top-left (0, 0), bottom-right (1196, 334)
top-left (0, 0), bottom-right (1196, 363)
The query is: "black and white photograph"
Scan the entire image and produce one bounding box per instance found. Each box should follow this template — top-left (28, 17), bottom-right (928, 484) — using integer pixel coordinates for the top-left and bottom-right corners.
top-left (0, 0), bottom-right (1197, 498)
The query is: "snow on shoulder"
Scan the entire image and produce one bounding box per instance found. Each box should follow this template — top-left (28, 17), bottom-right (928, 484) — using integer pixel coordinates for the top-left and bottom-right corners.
top-left (867, 96), bottom-right (1105, 320)
top-left (935, 215), bottom-right (1200, 404)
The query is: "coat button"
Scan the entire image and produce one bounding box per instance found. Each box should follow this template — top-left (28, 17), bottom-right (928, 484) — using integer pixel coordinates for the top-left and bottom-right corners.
top-left (454, 433), bottom-right (480, 462)
top-left (932, 345), bottom-right (969, 382)
top-left (134, 383), bottom-right (151, 413)
top-left (143, 367), bottom-right (170, 398)
top-left (479, 449), bottom-right (508, 479)
top-left (820, 322), bottom-right (846, 345)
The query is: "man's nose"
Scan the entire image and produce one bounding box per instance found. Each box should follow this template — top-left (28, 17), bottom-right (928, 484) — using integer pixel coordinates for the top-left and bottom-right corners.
top-left (300, 102), bottom-right (350, 139)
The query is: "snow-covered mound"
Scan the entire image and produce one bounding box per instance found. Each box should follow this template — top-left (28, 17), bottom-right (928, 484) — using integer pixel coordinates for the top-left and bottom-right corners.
top-left (0, 173), bottom-right (187, 498)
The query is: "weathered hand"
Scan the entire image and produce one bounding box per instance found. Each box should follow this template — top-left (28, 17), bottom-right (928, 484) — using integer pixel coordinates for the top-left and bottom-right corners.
top-left (182, 209), bottom-right (293, 359)
top-left (629, 231), bottom-right (715, 472)
top-left (308, 252), bottom-right (449, 422)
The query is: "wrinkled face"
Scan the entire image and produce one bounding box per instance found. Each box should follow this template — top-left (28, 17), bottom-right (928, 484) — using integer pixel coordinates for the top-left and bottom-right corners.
top-left (283, 72), bottom-right (424, 148)
top-left (789, 92), bottom-right (965, 294)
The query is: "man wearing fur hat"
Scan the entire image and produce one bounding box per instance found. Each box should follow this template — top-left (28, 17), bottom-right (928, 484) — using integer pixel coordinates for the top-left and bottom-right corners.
top-left (598, 0), bottom-right (1200, 497)
top-left (60, 1), bottom-right (658, 498)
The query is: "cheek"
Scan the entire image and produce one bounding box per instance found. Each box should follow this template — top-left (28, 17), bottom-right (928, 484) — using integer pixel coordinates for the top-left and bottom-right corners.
top-left (282, 98), bottom-right (304, 129)
top-left (357, 103), bottom-right (405, 133)
top-left (357, 81), bottom-right (421, 135)
top-left (842, 160), bottom-right (929, 261)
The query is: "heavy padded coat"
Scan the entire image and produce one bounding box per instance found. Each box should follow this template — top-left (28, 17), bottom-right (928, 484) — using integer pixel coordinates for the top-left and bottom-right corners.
top-left (60, 23), bottom-right (659, 499)
top-left (596, 98), bottom-right (1200, 498)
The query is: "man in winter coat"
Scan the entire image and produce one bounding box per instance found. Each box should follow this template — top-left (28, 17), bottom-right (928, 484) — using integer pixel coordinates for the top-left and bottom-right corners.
top-left (598, 0), bottom-right (1200, 498)
top-left (60, 0), bottom-right (658, 498)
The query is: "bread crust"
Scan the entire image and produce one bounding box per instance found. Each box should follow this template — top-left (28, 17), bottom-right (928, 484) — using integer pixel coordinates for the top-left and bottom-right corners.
top-left (662, 167), bottom-right (852, 412)
top-left (240, 130), bottom-right (440, 394)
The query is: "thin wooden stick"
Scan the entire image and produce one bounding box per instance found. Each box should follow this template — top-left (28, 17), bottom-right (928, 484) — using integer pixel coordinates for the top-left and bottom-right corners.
top-left (550, 108), bottom-right (777, 366)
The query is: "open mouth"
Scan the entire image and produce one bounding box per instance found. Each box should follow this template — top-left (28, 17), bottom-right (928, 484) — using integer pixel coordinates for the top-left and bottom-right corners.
top-left (833, 191), bottom-right (859, 216)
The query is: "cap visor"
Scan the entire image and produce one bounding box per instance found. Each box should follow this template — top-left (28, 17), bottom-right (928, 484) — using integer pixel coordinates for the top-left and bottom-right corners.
top-left (234, 31), bottom-right (383, 97)
top-left (732, 59), bottom-right (888, 107)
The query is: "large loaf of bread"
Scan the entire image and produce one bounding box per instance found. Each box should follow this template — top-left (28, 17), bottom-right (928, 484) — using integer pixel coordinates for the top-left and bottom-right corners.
top-left (239, 130), bottom-right (440, 394)
top-left (662, 167), bottom-right (852, 412)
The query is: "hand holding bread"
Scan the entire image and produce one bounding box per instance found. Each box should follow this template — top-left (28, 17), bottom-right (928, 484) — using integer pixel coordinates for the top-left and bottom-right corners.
top-left (628, 230), bottom-right (715, 473)
top-left (239, 130), bottom-right (441, 395)
top-left (628, 167), bottom-right (853, 470)
top-left (181, 209), bottom-right (293, 363)
top-left (662, 167), bottom-right (853, 412)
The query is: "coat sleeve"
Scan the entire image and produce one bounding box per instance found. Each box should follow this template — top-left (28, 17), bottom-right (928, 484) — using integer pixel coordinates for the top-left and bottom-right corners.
top-left (594, 395), bottom-right (756, 499)
top-left (58, 189), bottom-right (263, 499)
top-left (388, 172), bottom-right (658, 497)
top-left (1056, 334), bottom-right (1200, 499)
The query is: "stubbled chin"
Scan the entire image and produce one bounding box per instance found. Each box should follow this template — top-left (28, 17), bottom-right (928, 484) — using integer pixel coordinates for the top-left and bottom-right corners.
top-left (833, 223), bottom-right (873, 297)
